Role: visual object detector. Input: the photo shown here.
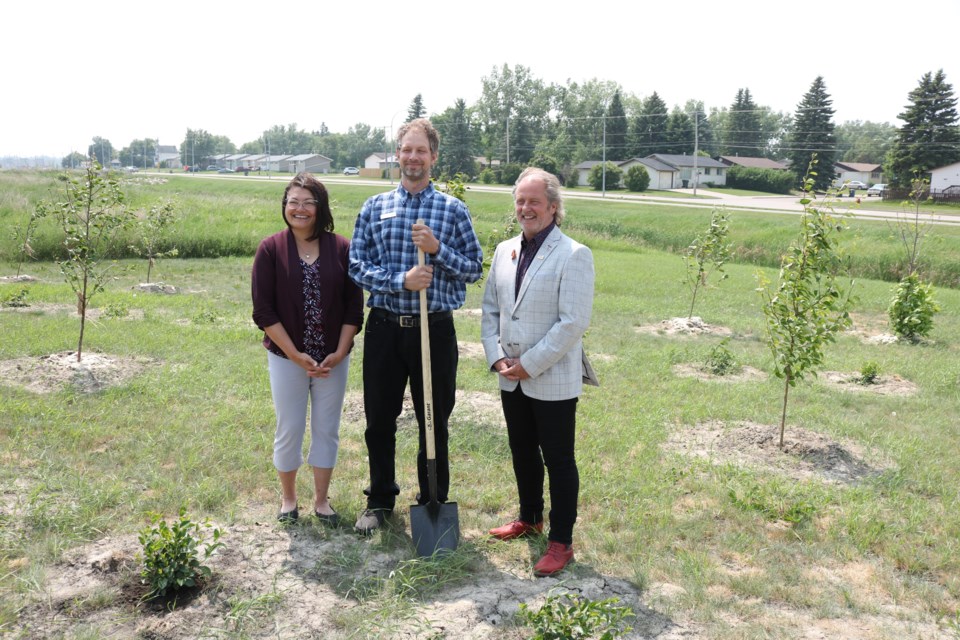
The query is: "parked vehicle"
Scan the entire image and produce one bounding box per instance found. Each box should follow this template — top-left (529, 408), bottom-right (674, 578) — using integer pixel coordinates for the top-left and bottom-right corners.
top-left (217, 167), bottom-right (235, 173)
top-left (866, 183), bottom-right (887, 197)
top-left (845, 180), bottom-right (868, 190)
top-left (343, 166), bottom-right (360, 175)
top-left (206, 165), bottom-right (219, 171)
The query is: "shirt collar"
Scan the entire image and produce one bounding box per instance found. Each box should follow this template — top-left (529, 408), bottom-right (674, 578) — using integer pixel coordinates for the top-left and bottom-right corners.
top-left (398, 181), bottom-right (435, 204)
top-left (521, 222), bottom-right (556, 249)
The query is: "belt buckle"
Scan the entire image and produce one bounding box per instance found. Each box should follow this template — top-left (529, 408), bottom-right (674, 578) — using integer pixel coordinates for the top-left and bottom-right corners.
top-left (399, 315), bottom-right (417, 328)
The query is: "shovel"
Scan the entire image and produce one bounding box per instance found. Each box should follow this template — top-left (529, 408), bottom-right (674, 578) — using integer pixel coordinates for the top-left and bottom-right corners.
top-left (409, 222), bottom-right (460, 557)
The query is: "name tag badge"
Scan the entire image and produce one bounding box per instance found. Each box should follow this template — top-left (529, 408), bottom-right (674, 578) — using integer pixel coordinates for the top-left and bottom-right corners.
top-left (380, 211), bottom-right (397, 220)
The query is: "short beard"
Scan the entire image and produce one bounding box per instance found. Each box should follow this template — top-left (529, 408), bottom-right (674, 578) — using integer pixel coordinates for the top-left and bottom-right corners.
top-left (402, 165), bottom-right (426, 180)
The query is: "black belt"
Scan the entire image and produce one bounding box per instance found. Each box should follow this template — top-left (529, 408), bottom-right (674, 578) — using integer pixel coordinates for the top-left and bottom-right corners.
top-left (369, 308), bottom-right (452, 328)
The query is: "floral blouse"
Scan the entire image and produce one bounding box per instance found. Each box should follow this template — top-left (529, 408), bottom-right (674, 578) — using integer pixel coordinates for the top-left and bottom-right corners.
top-left (300, 258), bottom-right (326, 361)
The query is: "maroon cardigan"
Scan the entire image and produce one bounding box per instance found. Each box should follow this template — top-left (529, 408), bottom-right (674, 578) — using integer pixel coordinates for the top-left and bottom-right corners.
top-left (251, 228), bottom-right (364, 357)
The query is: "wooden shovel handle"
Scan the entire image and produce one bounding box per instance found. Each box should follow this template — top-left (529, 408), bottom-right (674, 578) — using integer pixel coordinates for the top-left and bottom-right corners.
top-left (417, 219), bottom-right (436, 461)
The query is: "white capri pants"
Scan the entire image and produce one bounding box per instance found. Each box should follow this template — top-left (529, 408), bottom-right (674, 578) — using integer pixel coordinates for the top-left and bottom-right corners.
top-left (267, 351), bottom-right (350, 471)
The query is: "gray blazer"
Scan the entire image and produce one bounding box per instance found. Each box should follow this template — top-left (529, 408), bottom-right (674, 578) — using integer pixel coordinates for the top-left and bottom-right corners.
top-left (481, 226), bottom-right (597, 401)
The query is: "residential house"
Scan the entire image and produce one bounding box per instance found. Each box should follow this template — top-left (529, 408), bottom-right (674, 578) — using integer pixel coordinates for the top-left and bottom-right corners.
top-left (573, 160), bottom-right (605, 187)
top-left (364, 152), bottom-right (398, 170)
top-left (718, 156), bottom-right (789, 170)
top-left (157, 145), bottom-right (182, 169)
top-left (240, 154), bottom-right (269, 170)
top-left (262, 155), bottom-right (292, 172)
top-left (284, 154), bottom-right (333, 174)
top-left (620, 157), bottom-right (680, 190)
top-left (833, 162), bottom-right (883, 187)
top-left (474, 156), bottom-right (501, 172)
top-left (645, 154), bottom-right (728, 187)
top-left (225, 154), bottom-right (250, 171)
top-left (930, 160), bottom-right (960, 192)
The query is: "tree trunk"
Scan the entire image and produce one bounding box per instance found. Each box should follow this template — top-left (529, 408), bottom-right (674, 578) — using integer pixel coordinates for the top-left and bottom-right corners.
top-left (77, 273), bottom-right (89, 362)
top-left (779, 375), bottom-right (791, 449)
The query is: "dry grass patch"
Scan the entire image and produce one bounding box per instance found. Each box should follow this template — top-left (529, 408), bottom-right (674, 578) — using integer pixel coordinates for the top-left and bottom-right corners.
top-left (0, 351), bottom-right (153, 394)
top-left (663, 421), bottom-right (894, 486)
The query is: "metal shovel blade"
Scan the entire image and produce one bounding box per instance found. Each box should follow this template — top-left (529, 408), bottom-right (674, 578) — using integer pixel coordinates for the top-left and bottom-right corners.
top-left (410, 500), bottom-right (460, 557)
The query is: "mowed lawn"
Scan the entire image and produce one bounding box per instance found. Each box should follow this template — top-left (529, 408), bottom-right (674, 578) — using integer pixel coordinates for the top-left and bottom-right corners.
top-left (1, 171), bottom-right (959, 638)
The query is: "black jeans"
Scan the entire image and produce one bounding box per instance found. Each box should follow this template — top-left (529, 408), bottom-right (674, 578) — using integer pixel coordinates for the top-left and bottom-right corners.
top-left (500, 386), bottom-right (579, 545)
top-left (361, 311), bottom-right (458, 511)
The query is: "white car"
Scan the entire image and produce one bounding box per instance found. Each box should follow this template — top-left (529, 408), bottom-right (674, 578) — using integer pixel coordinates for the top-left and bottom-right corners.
top-left (866, 183), bottom-right (886, 197)
top-left (342, 167), bottom-right (360, 175)
top-left (844, 180), bottom-right (868, 190)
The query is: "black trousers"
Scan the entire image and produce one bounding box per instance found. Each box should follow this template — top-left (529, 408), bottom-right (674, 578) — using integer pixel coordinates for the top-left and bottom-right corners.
top-left (500, 386), bottom-right (579, 545)
top-left (361, 311), bottom-right (458, 511)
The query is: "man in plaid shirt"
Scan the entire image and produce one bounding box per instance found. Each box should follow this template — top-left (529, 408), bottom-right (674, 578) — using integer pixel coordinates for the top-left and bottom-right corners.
top-left (349, 118), bottom-right (483, 535)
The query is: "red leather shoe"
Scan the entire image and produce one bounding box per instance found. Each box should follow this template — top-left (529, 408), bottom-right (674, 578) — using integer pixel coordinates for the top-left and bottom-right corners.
top-left (488, 519), bottom-right (544, 541)
top-left (533, 541), bottom-right (574, 577)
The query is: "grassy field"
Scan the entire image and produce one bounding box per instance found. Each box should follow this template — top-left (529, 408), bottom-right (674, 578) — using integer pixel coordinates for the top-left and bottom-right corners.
top-left (1, 170), bottom-right (959, 638)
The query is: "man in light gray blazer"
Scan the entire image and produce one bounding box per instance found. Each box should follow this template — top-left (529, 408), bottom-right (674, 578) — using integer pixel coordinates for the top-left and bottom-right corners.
top-left (481, 167), bottom-right (596, 577)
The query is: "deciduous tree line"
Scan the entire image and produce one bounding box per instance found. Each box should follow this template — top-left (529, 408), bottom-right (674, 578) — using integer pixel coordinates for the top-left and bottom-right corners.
top-left (69, 65), bottom-right (959, 189)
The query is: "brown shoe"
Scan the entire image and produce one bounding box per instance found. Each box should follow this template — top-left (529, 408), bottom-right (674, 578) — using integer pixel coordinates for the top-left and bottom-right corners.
top-left (533, 541), bottom-right (574, 577)
top-left (488, 519), bottom-right (544, 541)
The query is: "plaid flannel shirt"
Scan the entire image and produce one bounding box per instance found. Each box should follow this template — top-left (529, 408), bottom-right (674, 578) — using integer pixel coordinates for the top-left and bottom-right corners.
top-left (348, 183), bottom-right (483, 314)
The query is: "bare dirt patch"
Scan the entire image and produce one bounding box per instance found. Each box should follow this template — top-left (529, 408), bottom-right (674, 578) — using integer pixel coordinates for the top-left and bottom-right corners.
top-left (11, 518), bottom-right (695, 639)
top-left (672, 363), bottom-right (768, 383)
top-left (846, 312), bottom-right (900, 345)
top-left (454, 307), bottom-right (482, 318)
top-left (635, 317), bottom-right (734, 337)
top-left (132, 282), bottom-right (179, 294)
top-left (0, 351), bottom-right (153, 394)
top-left (458, 341), bottom-right (487, 359)
top-left (820, 371), bottom-right (918, 396)
top-left (0, 274), bottom-right (38, 283)
top-left (663, 420), bottom-right (894, 485)
top-left (342, 388), bottom-right (504, 431)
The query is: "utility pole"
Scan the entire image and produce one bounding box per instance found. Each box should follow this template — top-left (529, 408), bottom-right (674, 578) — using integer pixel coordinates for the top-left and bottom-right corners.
top-left (601, 113), bottom-right (607, 198)
top-left (692, 109), bottom-right (699, 197)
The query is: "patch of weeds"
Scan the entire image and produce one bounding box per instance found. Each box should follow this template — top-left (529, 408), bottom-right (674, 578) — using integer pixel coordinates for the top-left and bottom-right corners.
top-left (191, 307), bottom-right (218, 324)
top-left (101, 301), bottom-right (130, 318)
top-left (62, 589), bottom-right (118, 617)
top-left (517, 591), bottom-right (634, 640)
top-left (857, 361), bottom-right (881, 385)
top-left (334, 546), bottom-right (478, 638)
top-left (1, 287), bottom-right (30, 308)
top-left (137, 507), bottom-right (224, 599)
top-left (703, 340), bottom-right (741, 376)
top-left (225, 587), bottom-right (284, 634)
top-left (728, 482), bottom-right (817, 525)
top-left (939, 608), bottom-right (960, 638)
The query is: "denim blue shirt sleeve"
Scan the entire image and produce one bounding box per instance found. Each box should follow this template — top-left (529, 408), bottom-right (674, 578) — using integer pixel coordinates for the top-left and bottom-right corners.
top-left (348, 183), bottom-right (483, 314)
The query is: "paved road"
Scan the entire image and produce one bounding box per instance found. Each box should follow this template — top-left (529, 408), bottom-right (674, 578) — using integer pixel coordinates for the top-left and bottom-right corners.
top-left (154, 172), bottom-right (960, 228)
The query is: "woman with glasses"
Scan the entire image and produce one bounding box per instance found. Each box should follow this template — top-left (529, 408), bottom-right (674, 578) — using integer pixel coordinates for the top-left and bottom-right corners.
top-left (252, 172), bottom-right (364, 525)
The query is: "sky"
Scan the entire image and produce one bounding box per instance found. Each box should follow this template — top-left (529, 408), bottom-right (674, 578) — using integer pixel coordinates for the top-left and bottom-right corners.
top-left (4, 0), bottom-right (959, 159)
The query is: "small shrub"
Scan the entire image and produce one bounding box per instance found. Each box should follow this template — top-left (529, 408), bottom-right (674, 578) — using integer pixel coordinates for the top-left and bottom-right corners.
top-left (728, 483), bottom-right (817, 525)
top-left (138, 507), bottom-right (224, 599)
top-left (889, 272), bottom-right (939, 342)
top-left (1, 288), bottom-right (30, 308)
top-left (625, 165), bottom-right (650, 192)
top-left (857, 361), bottom-right (881, 385)
top-left (588, 162), bottom-right (622, 191)
top-left (101, 301), bottom-right (130, 319)
top-left (192, 307), bottom-right (218, 324)
top-left (517, 592), bottom-right (633, 640)
top-left (499, 163), bottom-right (524, 185)
top-left (479, 168), bottom-right (497, 184)
top-left (438, 172), bottom-right (468, 203)
top-left (704, 340), bottom-right (740, 376)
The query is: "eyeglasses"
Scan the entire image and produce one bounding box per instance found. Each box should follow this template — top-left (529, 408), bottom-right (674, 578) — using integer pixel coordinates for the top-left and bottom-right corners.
top-left (286, 198), bottom-right (318, 210)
